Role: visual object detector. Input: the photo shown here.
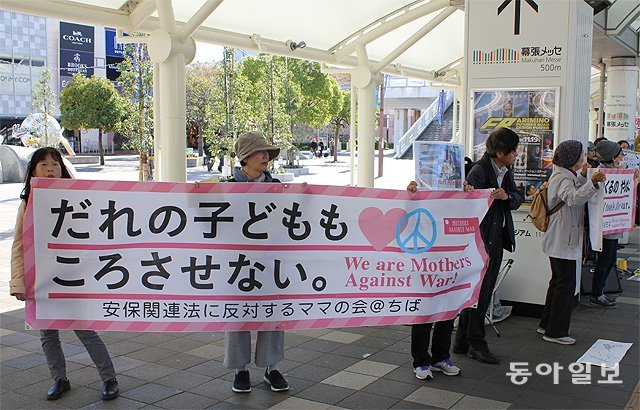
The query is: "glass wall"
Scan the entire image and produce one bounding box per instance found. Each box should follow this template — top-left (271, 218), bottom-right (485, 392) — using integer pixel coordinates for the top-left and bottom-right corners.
top-left (0, 11), bottom-right (48, 118)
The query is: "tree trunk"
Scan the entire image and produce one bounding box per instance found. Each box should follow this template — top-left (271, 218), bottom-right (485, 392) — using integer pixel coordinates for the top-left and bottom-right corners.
top-left (98, 129), bottom-right (105, 165)
top-left (197, 123), bottom-right (204, 157)
top-left (333, 126), bottom-right (340, 163)
top-left (138, 85), bottom-right (146, 180)
top-left (74, 129), bottom-right (80, 153)
top-left (139, 151), bottom-right (148, 182)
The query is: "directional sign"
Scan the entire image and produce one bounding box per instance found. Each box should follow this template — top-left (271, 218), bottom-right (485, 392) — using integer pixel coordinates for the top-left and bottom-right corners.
top-left (497, 0), bottom-right (539, 35)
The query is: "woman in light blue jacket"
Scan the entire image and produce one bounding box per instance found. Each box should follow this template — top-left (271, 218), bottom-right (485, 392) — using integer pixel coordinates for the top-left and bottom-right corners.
top-left (539, 140), bottom-right (606, 345)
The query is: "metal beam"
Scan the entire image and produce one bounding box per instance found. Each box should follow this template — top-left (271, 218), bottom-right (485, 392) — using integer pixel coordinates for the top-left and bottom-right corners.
top-left (372, 7), bottom-right (456, 74)
top-left (156, 0), bottom-right (176, 33)
top-left (1, 0), bottom-right (450, 83)
top-left (176, 0), bottom-right (224, 41)
top-left (129, 0), bottom-right (157, 30)
top-left (187, 25), bottom-right (444, 82)
top-left (331, 0), bottom-right (450, 63)
top-left (2, 0), bottom-right (132, 30)
top-left (436, 57), bottom-right (463, 75)
top-left (605, 0), bottom-right (640, 36)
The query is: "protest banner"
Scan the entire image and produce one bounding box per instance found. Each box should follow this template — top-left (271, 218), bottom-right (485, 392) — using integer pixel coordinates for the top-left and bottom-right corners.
top-left (621, 150), bottom-right (640, 171)
top-left (414, 141), bottom-right (464, 191)
top-left (588, 169), bottom-right (637, 251)
top-left (24, 179), bottom-right (492, 332)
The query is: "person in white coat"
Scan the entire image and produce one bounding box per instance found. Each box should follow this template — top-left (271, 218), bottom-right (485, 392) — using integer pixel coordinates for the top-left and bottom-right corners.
top-left (539, 140), bottom-right (606, 345)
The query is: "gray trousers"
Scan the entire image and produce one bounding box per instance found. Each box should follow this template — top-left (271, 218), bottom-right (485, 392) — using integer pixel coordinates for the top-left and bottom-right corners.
top-left (224, 331), bottom-right (284, 369)
top-left (40, 330), bottom-right (116, 382)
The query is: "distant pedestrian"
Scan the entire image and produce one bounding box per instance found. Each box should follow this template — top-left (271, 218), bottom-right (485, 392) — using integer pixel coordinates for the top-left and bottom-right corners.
top-left (310, 138), bottom-right (318, 158)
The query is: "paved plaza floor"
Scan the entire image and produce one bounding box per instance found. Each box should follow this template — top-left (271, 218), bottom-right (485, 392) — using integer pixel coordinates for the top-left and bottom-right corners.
top-left (0, 152), bottom-right (638, 409)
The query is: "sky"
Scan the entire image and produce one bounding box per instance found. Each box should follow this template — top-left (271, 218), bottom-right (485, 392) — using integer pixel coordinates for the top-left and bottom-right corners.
top-left (193, 42), bottom-right (224, 63)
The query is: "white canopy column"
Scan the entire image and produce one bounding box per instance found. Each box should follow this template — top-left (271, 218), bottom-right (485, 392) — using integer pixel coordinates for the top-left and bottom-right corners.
top-left (604, 57), bottom-right (638, 143)
top-left (147, 1), bottom-right (196, 182)
top-left (352, 46), bottom-right (382, 187)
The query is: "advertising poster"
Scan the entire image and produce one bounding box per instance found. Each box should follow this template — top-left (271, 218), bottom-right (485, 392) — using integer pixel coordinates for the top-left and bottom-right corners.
top-left (472, 89), bottom-right (558, 199)
top-left (414, 141), bottom-right (464, 191)
top-left (604, 66), bottom-right (638, 142)
top-left (105, 28), bottom-right (125, 82)
top-left (59, 22), bottom-right (94, 91)
top-left (23, 179), bottom-right (493, 332)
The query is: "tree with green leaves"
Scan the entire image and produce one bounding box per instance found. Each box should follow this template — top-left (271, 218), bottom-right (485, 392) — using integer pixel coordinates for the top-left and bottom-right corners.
top-left (118, 39), bottom-right (154, 180)
top-left (186, 63), bottom-right (219, 157)
top-left (31, 68), bottom-right (56, 146)
top-left (286, 58), bottom-right (337, 130)
top-left (239, 55), bottom-right (292, 147)
top-left (201, 48), bottom-right (245, 166)
top-left (59, 74), bottom-right (125, 165)
top-left (201, 53), bottom-right (345, 168)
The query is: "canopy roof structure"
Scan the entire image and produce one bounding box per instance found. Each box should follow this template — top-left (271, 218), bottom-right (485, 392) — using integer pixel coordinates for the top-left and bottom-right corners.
top-left (3, 0), bottom-right (638, 186)
top-left (5, 0), bottom-right (466, 83)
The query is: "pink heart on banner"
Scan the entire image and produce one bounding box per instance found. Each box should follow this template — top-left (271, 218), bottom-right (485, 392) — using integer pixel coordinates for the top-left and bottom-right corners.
top-left (358, 208), bottom-right (408, 251)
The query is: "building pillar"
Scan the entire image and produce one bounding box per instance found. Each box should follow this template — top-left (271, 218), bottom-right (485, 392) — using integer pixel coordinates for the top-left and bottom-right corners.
top-left (588, 102), bottom-right (598, 142)
top-left (349, 81), bottom-right (356, 186)
top-left (452, 92), bottom-right (459, 143)
top-left (352, 46), bottom-right (381, 188)
top-left (604, 57), bottom-right (638, 143)
top-left (395, 109), bottom-right (408, 142)
top-left (598, 62), bottom-right (606, 139)
top-left (147, 29), bottom-right (196, 182)
top-left (153, 62), bottom-right (161, 176)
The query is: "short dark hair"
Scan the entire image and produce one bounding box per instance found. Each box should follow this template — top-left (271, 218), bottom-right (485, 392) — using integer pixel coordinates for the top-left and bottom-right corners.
top-left (485, 127), bottom-right (519, 157)
top-left (617, 140), bottom-right (629, 147)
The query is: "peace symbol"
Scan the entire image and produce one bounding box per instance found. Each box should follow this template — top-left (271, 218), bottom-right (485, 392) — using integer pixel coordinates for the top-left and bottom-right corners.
top-left (396, 208), bottom-right (437, 254)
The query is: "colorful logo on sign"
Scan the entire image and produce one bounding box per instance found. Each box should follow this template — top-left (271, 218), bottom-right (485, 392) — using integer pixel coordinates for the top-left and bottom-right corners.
top-left (472, 48), bottom-right (520, 64)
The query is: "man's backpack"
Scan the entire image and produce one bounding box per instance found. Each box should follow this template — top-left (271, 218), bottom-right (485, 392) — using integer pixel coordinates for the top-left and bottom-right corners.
top-left (528, 180), bottom-right (564, 232)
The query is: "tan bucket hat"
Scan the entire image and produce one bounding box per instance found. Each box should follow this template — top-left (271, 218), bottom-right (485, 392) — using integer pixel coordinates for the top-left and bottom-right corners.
top-left (234, 131), bottom-right (280, 162)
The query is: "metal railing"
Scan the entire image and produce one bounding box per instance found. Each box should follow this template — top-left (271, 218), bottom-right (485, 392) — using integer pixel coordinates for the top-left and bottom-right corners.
top-left (394, 90), bottom-right (454, 159)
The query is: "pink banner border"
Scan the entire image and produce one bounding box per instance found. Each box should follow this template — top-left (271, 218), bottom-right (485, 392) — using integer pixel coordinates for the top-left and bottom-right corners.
top-left (24, 179), bottom-right (493, 332)
top-left (600, 169), bottom-right (638, 235)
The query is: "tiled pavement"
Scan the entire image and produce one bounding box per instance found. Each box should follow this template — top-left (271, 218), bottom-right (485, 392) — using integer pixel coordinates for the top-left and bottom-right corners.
top-left (1, 155), bottom-right (638, 409)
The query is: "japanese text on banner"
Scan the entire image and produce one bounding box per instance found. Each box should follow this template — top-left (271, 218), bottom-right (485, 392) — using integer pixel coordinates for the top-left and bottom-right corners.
top-left (588, 169), bottom-right (638, 251)
top-left (24, 179), bottom-right (493, 332)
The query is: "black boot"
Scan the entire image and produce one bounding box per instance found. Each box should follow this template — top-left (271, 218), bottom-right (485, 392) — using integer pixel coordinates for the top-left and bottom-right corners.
top-left (101, 378), bottom-right (119, 400)
top-left (47, 379), bottom-right (70, 400)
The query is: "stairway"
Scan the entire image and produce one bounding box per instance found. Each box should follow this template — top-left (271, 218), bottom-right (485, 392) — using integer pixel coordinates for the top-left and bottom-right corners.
top-left (400, 103), bottom-right (455, 160)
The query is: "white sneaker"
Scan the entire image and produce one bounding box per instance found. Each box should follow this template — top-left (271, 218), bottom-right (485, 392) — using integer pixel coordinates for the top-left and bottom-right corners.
top-left (431, 358), bottom-right (460, 376)
top-left (413, 365), bottom-right (433, 380)
top-left (536, 328), bottom-right (545, 335)
top-left (543, 335), bottom-right (576, 345)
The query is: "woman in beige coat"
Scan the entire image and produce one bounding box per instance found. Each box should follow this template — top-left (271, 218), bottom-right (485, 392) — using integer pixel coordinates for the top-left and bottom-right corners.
top-left (539, 140), bottom-right (606, 345)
